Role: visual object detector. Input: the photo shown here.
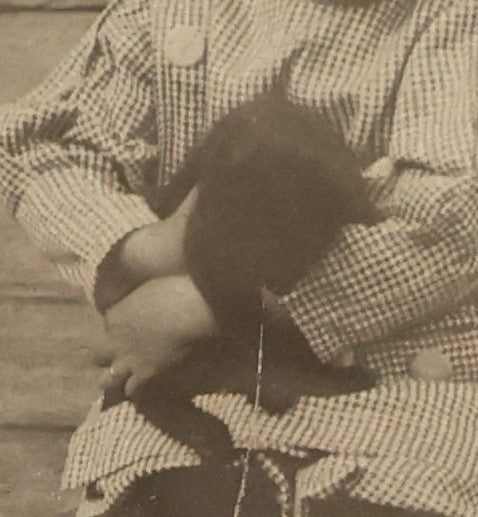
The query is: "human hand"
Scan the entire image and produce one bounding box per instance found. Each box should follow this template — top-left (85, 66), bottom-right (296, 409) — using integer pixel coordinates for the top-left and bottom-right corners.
top-left (99, 335), bottom-right (193, 398)
top-left (97, 274), bottom-right (216, 397)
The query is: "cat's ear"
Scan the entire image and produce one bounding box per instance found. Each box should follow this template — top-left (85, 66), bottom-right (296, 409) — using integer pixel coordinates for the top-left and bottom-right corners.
top-left (155, 100), bottom-right (265, 219)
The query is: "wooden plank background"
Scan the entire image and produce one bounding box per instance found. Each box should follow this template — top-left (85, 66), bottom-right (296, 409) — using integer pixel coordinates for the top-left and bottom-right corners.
top-left (0, 0), bottom-right (104, 10)
top-left (0, 8), bottom-right (108, 515)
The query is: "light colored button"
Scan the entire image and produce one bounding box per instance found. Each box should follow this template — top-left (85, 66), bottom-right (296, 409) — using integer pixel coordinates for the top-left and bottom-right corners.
top-left (409, 349), bottom-right (454, 382)
top-left (164, 25), bottom-right (205, 67)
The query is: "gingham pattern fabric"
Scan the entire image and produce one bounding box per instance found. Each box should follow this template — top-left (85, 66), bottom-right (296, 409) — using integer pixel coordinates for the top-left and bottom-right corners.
top-left (2, 0), bottom-right (478, 514)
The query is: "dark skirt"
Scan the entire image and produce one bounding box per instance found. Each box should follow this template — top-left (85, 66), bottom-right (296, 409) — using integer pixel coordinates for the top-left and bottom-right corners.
top-left (94, 326), bottom-right (439, 517)
top-left (102, 457), bottom-right (438, 516)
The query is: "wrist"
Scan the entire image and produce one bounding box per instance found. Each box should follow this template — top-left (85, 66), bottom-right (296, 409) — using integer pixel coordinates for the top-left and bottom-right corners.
top-left (95, 231), bottom-right (141, 312)
top-left (96, 222), bottom-right (171, 313)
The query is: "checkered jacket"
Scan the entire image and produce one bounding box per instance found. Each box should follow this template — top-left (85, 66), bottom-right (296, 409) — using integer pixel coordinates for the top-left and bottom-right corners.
top-left (2, 0), bottom-right (478, 514)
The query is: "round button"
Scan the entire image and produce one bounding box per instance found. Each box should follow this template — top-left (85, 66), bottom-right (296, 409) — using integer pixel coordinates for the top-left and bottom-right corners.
top-left (164, 25), bottom-right (206, 67)
top-left (409, 349), bottom-right (453, 382)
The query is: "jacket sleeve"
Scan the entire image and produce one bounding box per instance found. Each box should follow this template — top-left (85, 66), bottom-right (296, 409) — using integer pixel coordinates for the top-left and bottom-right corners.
top-left (280, 26), bottom-right (478, 363)
top-left (281, 169), bottom-right (478, 363)
top-left (0, 0), bottom-right (160, 305)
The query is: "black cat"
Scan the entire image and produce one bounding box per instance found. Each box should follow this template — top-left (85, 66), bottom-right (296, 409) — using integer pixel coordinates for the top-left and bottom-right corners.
top-left (103, 93), bottom-right (378, 462)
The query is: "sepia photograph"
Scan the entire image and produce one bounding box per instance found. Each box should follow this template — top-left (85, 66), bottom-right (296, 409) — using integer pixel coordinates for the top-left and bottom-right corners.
top-left (0, 0), bottom-right (477, 515)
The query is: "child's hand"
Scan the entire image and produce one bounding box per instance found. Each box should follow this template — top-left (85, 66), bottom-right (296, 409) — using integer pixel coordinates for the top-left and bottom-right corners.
top-left (99, 274), bottom-right (216, 397)
top-left (99, 335), bottom-right (193, 398)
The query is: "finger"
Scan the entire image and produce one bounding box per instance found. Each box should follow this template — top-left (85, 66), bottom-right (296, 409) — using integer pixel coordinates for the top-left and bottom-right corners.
top-left (124, 364), bottom-right (158, 399)
top-left (99, 367), bottom-right (121, 391)
top-left (98, 355), bottom-right (135, 390)
top-left (110, 355), bottom-right (136, 379)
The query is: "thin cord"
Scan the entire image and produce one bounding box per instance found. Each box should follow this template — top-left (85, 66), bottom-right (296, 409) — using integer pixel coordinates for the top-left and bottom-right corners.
top-left (233, 303), bottom-right (265, 517)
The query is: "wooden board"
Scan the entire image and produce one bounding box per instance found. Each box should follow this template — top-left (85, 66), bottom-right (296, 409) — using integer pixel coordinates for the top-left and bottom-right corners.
top-left (0, 15), bottom-right (104, 513)
top-left (0, 11), bottom-right (97, 105)
top-left (0, 299), bottom-right (106, 426)
top-left (0, 428), bottom-right (79, 516)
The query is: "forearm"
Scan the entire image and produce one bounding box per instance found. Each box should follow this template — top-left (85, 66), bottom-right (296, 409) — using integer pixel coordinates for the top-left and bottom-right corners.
top-left (282, 169), bottom-right (478, 362)
top-left (96, 223), bottom-right (181, 311)
top-left (160, 274), bottom-right (218, 342)
top-left (96, 185), bottom-right (198, 312)
top-left (105, 274), bottom-right (217, 349)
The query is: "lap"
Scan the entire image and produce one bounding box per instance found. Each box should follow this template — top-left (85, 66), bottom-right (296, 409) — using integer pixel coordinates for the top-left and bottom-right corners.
top-left (88, 331), bottom-right (454, 516)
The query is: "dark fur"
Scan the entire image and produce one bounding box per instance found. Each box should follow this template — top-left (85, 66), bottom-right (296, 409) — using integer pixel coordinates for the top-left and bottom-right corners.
top-left (159, 94), bottom-right (376, 319)
top-left (104, 94), bottom-right (378, 462)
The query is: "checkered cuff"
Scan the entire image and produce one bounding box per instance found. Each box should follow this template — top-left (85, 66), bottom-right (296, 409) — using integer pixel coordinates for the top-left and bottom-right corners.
top-left (280, 174), bottom-right (478, 363)
top-left (16, 170), bottom-right (159, 305)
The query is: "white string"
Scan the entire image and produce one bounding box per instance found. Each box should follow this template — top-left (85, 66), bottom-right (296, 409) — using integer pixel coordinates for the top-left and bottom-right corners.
top-left (233, 304), bottom-right (265, 517)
